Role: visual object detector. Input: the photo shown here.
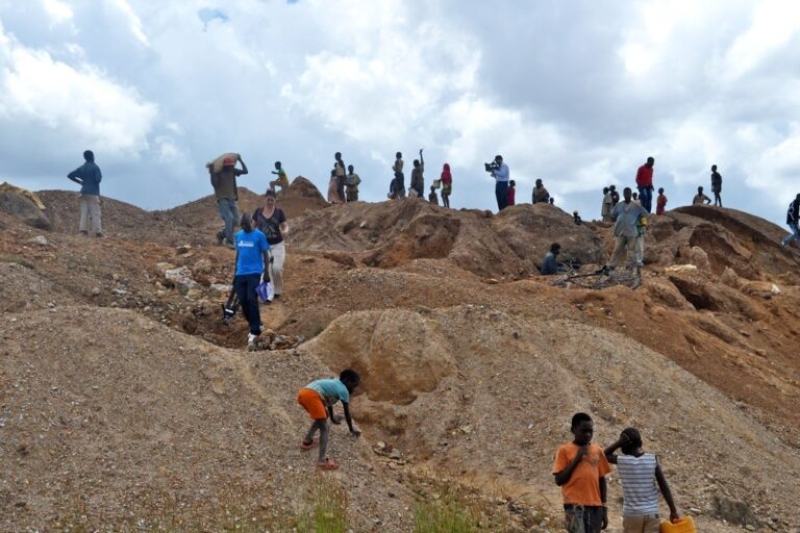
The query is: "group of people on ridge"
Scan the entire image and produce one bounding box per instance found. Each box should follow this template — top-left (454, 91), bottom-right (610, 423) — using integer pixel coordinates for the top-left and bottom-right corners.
top-left (387, 150), bottom-right (454, 208)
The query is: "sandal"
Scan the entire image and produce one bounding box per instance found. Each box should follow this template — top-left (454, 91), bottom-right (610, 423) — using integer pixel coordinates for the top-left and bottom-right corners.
top-left (316, 458), bottom-right (339, 471)
top-left (300, 438), bottom-right (318, 451)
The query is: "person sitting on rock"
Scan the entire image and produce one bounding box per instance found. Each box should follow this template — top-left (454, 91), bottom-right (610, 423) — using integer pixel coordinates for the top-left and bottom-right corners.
top-left (532, 178), bottom-right (550, 204)
top-left (692, 186), bottom-right (711, 205)
top-left (297, 369), bottom-right (361, 471)
top-left (428, 185), bottom-right (439, 205)
top-left (541, 242), bottom-right (566, 275)
top-left (781, 193), bottom-right (800, 247)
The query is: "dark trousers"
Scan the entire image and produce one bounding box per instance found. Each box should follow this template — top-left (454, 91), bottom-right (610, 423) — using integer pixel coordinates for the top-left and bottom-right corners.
top-left (495, 181), bottom-right (509, 211)
top-left (563, 505), bottom-right (603, 533)
top-left (337, 176), bottom-right (346, 203)
top-left (234, 273), bottom-right (261, 335)
top-left (638, 186), bottom-right (653, 212)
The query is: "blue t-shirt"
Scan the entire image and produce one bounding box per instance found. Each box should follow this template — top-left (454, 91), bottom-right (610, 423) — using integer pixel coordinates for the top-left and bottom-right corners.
top-left (235, 229), bottom-right (269, 276)
top-left (306, 379), bottom-right (350, 406)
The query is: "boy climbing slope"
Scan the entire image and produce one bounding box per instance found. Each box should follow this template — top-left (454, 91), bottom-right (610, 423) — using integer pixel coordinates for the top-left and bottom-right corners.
top-left (297, 369), bottom-right (361, 470)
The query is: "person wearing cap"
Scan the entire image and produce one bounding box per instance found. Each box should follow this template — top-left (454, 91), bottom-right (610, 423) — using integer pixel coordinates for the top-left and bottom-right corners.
top-left (253, 189), bottom-right (289, 301)
top-left (67, 150), bottom-right (103, 237)
top-left (209, 154), bottom-right (248, 248)
top-left (233, 213), bottom-right (270, 348)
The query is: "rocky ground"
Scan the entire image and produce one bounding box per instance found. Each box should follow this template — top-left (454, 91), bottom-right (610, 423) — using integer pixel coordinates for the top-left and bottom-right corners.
top-left (1, 179), bottom-right (800, 532)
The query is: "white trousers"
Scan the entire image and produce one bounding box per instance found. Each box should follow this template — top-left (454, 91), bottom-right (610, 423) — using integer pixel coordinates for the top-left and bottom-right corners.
top-left (269, 241), bottom-right (286, 296)
top-left (79, 195), bottom-right (102, 235)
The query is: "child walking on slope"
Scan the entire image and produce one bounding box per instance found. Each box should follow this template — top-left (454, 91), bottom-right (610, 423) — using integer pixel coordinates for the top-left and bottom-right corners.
top-left (604, 428), bottom-right (680, 533)
top-left (297, 369), bottom-right (361, 470)
top-left (553, 412), bottom-right (611, 533)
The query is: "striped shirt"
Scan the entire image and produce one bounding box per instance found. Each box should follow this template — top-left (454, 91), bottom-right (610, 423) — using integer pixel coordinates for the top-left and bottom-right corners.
top-left (617, 454), bottom-right (660, 516)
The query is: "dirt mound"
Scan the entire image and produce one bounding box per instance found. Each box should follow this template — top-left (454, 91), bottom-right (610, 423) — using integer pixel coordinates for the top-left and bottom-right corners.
top-left (4, 188), bottom-right (800, 531)
top-left (290, 200), bottom-right (606, 278)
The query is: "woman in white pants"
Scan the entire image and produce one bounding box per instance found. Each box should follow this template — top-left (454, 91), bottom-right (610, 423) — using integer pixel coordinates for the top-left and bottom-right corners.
top-left (252, 189), bottom-right (289, 300)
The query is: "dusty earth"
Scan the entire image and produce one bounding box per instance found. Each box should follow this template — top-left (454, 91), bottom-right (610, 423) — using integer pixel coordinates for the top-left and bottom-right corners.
top-left (2, 178), bottom-right (800, 532)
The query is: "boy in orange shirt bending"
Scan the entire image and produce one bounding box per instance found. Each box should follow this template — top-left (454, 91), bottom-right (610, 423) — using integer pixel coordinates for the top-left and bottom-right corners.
top-left (553, 412), bottom-right (611, 533)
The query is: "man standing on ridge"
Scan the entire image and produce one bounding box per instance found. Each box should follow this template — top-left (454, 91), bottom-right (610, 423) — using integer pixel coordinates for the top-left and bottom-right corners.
top-left (209, 153), bottom-right (248, 249)
top-left (635, 157), bottom-right (655, 213)
top-left (489, 155), bottom-right (510, 211)
top-left (67, 150), bottom-right (103, 237)
top-left (711, 165), bottom-right (723, 207)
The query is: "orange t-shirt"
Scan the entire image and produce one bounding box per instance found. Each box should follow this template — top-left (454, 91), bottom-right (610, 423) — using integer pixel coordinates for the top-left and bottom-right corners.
top-left (552, 442), bottom-right (611, 506)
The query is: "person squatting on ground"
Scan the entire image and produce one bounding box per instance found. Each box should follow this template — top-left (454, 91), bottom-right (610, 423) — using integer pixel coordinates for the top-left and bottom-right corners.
top-left (232, 213), bottom-right (270, 347)
top-left (635, 157), bottom-right (655, 213)
top-left (488, 155), bottom-right (510, 211)
top-left (297, 369), bottom-right (362, 470)
top-left (428, 185), bottom-right (439, 205)
top-left (604, 427), bottom-right (680, 533)
top-left (601, 187), bottom-right (649, 272)
top-left (334, 152), bottom-right (347, 203)
top-left (345, 165), bottom-right (361, 202)
top-left (269, 161), bottom-right (289, 193)
top-left (410, 149), bottom-right (425, 198)
top-left (532, 178), bottom-right (551, 204)
top-left (440, 163), bottom-right (452, 208)
top-left (656, 188), bottom-right (667, 215)
top-left (782, 193), bottom-right (800, 247)
top-left (541, 242), bottom-right (565, 275)
top-left (391, 152), bottom-right (405, 199)
top-left (710, 165), bottom-right (723, 207)
top-left (601, 187), bottom-right (612, 222)
top-left (553, 412), bottom-right (611, 533)
top-left (252, 189), bottom-right (289, 301)
top-left (210, 154), bottom-right (248, 248)
top-left (508, 180), bottom-right (516, 206)
top-left (67, 150), bottom-right (103, 237)
top-left (692, 186), bottom-right (711, 205)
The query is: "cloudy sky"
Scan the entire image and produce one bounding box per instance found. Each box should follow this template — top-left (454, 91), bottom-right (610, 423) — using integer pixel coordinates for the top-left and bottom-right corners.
top-left (1, 0), bottom-right (799, 228)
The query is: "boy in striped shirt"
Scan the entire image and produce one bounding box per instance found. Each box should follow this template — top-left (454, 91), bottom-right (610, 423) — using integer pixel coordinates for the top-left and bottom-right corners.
top-left (604, 428), bottom-right (680, 533)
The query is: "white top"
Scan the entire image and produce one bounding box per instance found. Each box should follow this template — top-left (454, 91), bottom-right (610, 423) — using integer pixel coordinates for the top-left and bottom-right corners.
top-left (617, 453), bottom-right (660, 516)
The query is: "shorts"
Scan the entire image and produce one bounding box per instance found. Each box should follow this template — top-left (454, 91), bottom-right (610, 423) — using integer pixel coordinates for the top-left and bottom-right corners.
top-left (622, 514), bottom-right (660, 533)
top-left (441, 184), bottom-right (452, 195)
top-left (564, 505), bottom-right (603, 533)
top-left (297, 388), bottom-right (326, 420)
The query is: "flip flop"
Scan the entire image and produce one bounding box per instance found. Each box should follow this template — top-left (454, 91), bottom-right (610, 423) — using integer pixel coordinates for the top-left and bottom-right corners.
top-left (316, 458), bottom-right (339, 471)
top-left (300, 438), bottom-right (318, 451)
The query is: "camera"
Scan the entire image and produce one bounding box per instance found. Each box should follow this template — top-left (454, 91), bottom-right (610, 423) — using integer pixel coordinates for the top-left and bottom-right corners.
top-left (484, 161), bottom-right (499, 172)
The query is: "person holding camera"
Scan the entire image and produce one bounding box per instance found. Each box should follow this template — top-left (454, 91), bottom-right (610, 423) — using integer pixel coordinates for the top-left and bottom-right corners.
top-left (486, 155), bottom-right (510, 211)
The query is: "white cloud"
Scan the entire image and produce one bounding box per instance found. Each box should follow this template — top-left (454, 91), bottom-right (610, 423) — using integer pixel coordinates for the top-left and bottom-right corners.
top-left (0, 21), bottom-right (158, 154)
top-left (41, 0), bottom-right (73, 27)
top-left (108, 0), bottom-right (149, 46)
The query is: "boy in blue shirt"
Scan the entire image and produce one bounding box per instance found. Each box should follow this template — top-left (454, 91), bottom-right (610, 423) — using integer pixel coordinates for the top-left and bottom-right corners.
top-left (297, 369), bottom-right (361, 470)
top-left (233, 213), bottom-right (270, 347)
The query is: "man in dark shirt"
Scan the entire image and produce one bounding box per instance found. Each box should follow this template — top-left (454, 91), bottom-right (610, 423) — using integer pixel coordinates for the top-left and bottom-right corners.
top-left (710, 165), bottom-right (723, 207)
top-left (67, 150), bottom-right (103, 237)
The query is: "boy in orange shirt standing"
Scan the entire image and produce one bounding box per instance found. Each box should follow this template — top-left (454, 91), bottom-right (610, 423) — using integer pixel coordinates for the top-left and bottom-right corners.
top-left (553, 412), bottom-right (611, 533)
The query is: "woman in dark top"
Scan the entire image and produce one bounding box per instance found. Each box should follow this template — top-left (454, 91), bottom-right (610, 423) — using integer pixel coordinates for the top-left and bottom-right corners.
top-left (252, 189), bottom-right (289, 301)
